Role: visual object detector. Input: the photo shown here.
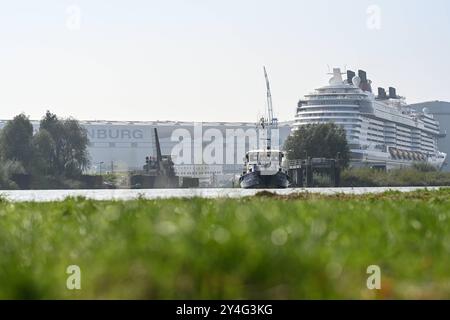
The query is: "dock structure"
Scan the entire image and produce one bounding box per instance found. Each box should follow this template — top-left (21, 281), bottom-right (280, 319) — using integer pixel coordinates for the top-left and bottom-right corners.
top-left (287, 158), bottom-right (341, 187)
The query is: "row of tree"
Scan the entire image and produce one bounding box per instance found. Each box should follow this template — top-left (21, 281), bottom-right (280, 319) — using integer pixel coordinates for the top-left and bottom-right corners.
top-left (0, 112), bottom-right (90, 188)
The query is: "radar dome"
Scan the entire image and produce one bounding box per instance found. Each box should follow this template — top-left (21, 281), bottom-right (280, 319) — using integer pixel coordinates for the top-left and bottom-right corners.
top-left (352, 76), bottom-right (361, 87)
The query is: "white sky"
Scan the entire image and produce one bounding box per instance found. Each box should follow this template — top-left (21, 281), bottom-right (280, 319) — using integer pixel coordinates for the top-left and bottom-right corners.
top-left (0, 0), bottom-right (449, 122)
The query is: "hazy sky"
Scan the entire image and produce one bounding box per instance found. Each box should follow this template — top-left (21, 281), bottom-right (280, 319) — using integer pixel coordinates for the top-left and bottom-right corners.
top-left (1, 0), bottom-right (449, 122)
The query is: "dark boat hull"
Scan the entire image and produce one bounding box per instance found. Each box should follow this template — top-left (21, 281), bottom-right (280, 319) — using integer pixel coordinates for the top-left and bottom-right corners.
top-left (239, 171), bottom-right (290, 189)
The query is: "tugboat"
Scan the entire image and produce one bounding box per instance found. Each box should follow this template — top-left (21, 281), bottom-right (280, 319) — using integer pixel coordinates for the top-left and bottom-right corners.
top-left (239, 148), bottom-right (290, 189)
top-left (239, 67), bottom-right (290, 189)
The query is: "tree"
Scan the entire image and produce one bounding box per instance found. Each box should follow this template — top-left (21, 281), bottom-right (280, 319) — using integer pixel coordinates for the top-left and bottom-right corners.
top-left (284, 123), bottom-right (350, 167)
top-left (60, 118), bottom-right (90, 177)
top-left (0, 114), bottom-right (34, 171)
top-left (39, 111), bottom-right (90, 177)
top-left (31, 129), bottom-right (55, 176)
top-left (40, 111), bottom-right (63, 173)
top-left (0, 160), bottom-right (25, 189)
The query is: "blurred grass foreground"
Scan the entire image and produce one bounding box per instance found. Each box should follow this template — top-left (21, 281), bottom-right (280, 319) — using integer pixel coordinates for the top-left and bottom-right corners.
top-left (0, 189), bottom-right (449, 299)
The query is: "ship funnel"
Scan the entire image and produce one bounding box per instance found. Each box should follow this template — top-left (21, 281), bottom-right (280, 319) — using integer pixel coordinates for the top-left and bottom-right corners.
top-left (347, 70), bottom-right (355, 84)
top-left (377, 87), bottom-right (387, 99)
top-left (389, 87), bottom-right (397, 99)
top-left (358, 70), bottom-right (372, 93)
top-left (358, 70), bottom-right (367, 82)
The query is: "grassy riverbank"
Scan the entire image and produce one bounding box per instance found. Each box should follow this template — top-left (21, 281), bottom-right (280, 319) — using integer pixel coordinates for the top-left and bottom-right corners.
top-left (0, 189), bottom-right (449, 299)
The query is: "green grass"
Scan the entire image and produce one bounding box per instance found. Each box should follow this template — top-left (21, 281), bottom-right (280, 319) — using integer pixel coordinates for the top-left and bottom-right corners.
top-left (1, 190), bottom-right (450, 299)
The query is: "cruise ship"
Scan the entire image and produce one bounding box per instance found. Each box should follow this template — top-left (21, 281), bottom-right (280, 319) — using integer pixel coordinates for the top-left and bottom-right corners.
top-left (294, 68), bottom-right (447, 170)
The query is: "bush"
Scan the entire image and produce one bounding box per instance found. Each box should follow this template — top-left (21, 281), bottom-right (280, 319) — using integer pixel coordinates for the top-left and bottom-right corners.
top-left (340, 168), bottom-right (380, 187)
top-left (340, 167), bottom-right (450, 187)
top-left (412, 162), bottom-right (437, 172)
top-left (0, 161), bottom-right (25, 189)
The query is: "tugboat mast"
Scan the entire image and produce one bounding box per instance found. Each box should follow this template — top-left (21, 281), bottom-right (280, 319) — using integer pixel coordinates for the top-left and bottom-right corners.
top-left (263, 66), bottom-right (278, 128)
top-left (261, 66), bottom-right (278, 150)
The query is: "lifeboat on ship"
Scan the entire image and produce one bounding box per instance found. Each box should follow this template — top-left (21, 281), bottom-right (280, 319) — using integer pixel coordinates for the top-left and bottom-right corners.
top-left (407, 151), bottom-right (413, 160)
top-left (389, 148), bottom-right (397, 159)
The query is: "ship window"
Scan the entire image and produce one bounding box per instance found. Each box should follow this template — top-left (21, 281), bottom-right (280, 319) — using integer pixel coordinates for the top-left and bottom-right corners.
top-left (249, 153), bottom-right (258, 161)
top-left (259, 153), bottom-right (270, 161)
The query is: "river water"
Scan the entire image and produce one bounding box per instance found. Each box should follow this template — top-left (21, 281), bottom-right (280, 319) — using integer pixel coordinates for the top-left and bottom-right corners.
top-left (0, 186), bottom-right (443, 202)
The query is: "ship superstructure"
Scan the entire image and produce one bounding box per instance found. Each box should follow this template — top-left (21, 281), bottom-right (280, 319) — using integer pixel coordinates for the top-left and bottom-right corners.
top-left (294, 68), bottom-right (447, 170)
